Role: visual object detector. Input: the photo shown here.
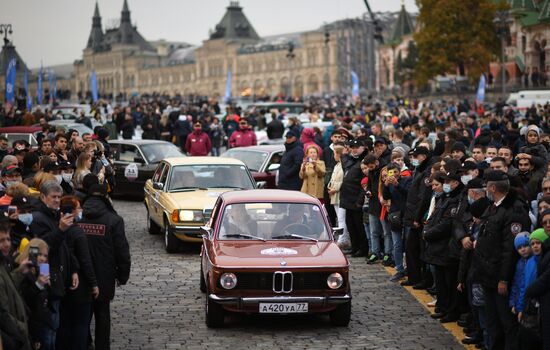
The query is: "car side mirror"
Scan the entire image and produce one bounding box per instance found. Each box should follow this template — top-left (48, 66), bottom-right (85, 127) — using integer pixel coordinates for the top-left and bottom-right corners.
top-left (256, 181), bottom-right (266, 189)
top-left (200, 226), bottom-right (213, 239)
top-left (267, 163), bottom-right (280, 172)
top-left (332, 227), bottom-right (344, 241)
top-left (134, 156), bottom-right (145, 164)
top-left (152, 182), bottom-right (164, 190)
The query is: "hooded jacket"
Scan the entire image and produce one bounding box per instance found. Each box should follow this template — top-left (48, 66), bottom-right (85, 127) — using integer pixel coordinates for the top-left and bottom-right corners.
top-left (79, 195), bottom-right (131, 301)
top-left (229, 127), bottom-right (257, 148)
top-left (300, 128), bottom-right (323, 157)
top-left (185, 130), bottom-right (212, 156)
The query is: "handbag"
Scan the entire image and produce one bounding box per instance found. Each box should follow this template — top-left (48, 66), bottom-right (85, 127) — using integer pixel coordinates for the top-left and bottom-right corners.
top-left (388, 210), bottom-right (402, 231)
top-left (519, 298), bottom-right (541, 340)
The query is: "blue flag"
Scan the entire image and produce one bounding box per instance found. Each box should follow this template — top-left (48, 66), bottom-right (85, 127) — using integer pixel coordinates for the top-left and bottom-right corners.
top-left (48, 70), bottom-right (54, 104)
top-left (224, 69), bottom-right (232, 103)
top-left (90, 70), bottom-right (98, 102)
top-left (53, 72), bottom-right (56, 101)
top-left (24, 69), bottom-right (32, 111)
top-left (476, 74), bottom-right (486, 104)
top-left (351, 71), bottom-right (359, 99)
top-left (37, 65), bottom-right (43, 105)
top-left (5, 58), bottom-right (16, 106)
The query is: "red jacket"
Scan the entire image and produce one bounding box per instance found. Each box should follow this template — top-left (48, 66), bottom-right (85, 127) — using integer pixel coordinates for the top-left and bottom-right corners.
top-left (229, 128), bottom-right (257, 148)
top-left (185, 131), bottom-right (212, 156)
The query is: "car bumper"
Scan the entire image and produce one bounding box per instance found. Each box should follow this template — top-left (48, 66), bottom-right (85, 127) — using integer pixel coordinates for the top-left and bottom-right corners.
top-left (208, 294), bottom-right (351, 312)
top-left (172, 225), bottom-right (203, 243)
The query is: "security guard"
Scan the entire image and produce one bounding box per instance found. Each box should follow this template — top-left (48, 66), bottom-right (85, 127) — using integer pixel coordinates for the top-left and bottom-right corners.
top-left (472, 170), bottom-right (531, 350)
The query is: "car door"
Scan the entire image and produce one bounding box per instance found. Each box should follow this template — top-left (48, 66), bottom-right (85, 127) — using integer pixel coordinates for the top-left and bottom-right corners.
top-left (112, 143), bottom-right (143, 195)
top-left (152, 163), bottom-right (170, 224)
top-left (262, 151), bottom-right (283, 188)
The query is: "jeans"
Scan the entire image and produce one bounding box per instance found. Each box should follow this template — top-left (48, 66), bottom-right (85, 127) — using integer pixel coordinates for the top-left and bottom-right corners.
top-left (391, 229), bottom-right (404, 272)
top-left (36, 325), bottom-right (56, 350)
top-left (368, 214), bottom-right (393, 257)
top-left (364, 222), bottom-right (371, 252)
top-left (211, 147), bottom-right (221, 156)
top-left (473, 305), bottom-right (491, 349)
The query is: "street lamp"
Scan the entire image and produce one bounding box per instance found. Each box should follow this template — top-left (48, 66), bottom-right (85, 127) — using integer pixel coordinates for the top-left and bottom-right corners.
top-left (0, 24), bottom-right (13, 46)
top-left (493, 11), bottom-right (513, 95)
top-left (286, 41), bottom-right (296, 97)
top-left (324, 29), bottom-right (330, 94)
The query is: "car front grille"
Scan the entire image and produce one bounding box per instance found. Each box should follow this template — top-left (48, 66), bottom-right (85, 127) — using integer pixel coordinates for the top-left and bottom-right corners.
top-left (231, 272), bottom-right (337, 291)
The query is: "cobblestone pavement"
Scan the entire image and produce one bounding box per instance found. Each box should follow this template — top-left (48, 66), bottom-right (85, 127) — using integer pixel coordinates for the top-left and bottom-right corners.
top-left (108, 199), bottom-right (463, 350)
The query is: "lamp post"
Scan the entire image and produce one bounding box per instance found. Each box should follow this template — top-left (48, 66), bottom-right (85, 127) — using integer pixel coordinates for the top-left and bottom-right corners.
top-left (493, 11), bottom-right (512, 95)
top-left (324, 29), bottom-right (330, 94)
top-left (0, 24), bottom-right (13, 46)
top-left (286, 41), bottom-right (296, 97)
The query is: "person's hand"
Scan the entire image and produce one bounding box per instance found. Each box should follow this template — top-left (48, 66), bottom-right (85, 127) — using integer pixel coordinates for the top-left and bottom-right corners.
top-left (511, 307), bottom-right (516, 314)
top-left (517, 153), bottom-right (531, 160)
top-left (457, 283), bottom-right (464, 292)
top-left (8, 212), bottom-right (18, 220)
top-left (59, 214), bottom-right (75, 231)
top-left (92, 286), bottom-right (99, 299)
top-left (413, 221), bottom-right (420, 228)
top-left (518, 312), bottom-right (523, 322)
top-left (498, 281), bottom-right (508, 296)
top-left (34, 341), bottom-right (41, 350)
top-left (37, 274), bottom-right (50, 287)
top-left (461, 236), bottom-right (473, 250)
top-left (17, 259), bottom-right (32, 274)
top-left (70, 273), bottom-right (79, 290)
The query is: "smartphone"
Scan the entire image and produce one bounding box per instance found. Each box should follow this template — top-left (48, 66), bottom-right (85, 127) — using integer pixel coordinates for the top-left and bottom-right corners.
top-left (39, 263), bottom-right (49, 276)
top-left (60, 205), bottom-right (73, 216)
top-left (7, 206), bottom-right (16, 215)
top-left (29, 246), bottom-right (39, 266)
top-left (306, 157), bottom-right (311, 162)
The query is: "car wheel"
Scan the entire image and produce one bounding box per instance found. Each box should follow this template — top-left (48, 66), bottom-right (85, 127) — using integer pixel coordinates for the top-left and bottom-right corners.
top-left (205, 280), bottom-right (225, 327)
top-left (200, 258), bottom-right (206, 293)
top-left (164, 219), bottom-right (179, 254)
top-left (147, 208), bottom-right (160, 235)
top-left (329, 301), bottom-right (351, 326)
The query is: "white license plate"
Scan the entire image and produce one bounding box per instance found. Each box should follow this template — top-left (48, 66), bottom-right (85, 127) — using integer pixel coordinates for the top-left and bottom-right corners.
top-left (259, 302), bottom-right (308, 313)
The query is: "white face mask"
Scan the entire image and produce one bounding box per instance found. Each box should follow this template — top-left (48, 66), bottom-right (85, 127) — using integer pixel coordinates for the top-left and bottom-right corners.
top-left (54, 174), bottom-right (63, 185)
top-left (461, 175), bottom-right (473, 185)
top-left (62, 173), bottom-right (73, 183)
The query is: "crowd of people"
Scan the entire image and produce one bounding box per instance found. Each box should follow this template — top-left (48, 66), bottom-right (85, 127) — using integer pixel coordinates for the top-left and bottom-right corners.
top-left (0, 109), bottom-right (131, 350)
top-left (2, 94), bottom-right (550, 349)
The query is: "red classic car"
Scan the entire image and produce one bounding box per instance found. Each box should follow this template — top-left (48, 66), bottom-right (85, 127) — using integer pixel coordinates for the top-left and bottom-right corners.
top-left (200, 189), bottom-right (351, 327)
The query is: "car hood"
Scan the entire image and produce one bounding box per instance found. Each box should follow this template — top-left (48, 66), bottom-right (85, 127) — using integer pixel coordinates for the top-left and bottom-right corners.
top-left (164, 189), bottom-right (234, 209)
top-left (210, 241), bottom-right (347, 268)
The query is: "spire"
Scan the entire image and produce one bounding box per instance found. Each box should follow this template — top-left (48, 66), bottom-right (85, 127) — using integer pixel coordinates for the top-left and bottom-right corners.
top-left (121, 0), bottom-right (131, 23)
top-left (390, 3), bottom-right (414, 44)
top-left (87, 1), bottom-right (105, 51)
top-left (209, 2), bottom-right (260, 41)
top-left (119, 0), bottom-right (134, 44)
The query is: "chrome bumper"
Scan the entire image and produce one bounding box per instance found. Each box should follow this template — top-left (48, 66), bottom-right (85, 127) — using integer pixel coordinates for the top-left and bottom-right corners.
top-left (209, 294), bottom-right (351, 307)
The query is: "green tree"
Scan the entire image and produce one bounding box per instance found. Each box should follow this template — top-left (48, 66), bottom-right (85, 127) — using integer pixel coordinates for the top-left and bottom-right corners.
top-left (414, 0), bottom-right (504, 85)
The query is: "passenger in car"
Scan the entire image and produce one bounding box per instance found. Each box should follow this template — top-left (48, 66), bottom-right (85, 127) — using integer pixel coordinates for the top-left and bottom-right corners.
top-left (220, 205), bottom-right (258, 238)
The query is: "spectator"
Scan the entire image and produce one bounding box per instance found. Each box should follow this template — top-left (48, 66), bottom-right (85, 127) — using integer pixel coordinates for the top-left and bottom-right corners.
top-left (266, 113), bottom-right (284, 139)
top-left (328, 144), bottom-right (348, 248)
top-left (185, 122), bottom-right (212, 156)
top-left (278, 130), bottom-right (304, 191)
top-left (209, 117), bottom-right (225, 156)
top-left (299, 145), bottom-right (326, 202)
top-left (228, 119), bottom-right (257, 148)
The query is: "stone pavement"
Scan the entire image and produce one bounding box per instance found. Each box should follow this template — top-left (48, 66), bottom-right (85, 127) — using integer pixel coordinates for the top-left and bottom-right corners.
top-left (108, 199), bottom-right (464, 350)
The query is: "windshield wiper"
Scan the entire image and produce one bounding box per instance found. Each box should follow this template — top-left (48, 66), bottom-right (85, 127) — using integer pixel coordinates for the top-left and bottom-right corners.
top-left (170, 187), bottom-right (208, 192)
top-left (223, 233), bottom-right (266, 241)
top-left (272, 234), bottom-right (318, 242)
top-left (208, 185), bottom-right (244, 189)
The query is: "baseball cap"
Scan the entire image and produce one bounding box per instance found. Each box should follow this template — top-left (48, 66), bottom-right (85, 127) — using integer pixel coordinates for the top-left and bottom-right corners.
top-left (1, 165), bottom-right (22, 177)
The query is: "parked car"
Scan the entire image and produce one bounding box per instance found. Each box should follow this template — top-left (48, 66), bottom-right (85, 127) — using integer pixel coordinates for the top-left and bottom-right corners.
top-left (200, 189), bottom-right (351, 327)
top-left (0, 126), bottom-right (42, 149)
top-left (144, 157), bottom-right (256, 253)
top-left (222, 145), bottom-right (284, 189)
top-left (44, 120), bottom-right (95, 136)
top-left (109, 139), bottom-right (184, 197)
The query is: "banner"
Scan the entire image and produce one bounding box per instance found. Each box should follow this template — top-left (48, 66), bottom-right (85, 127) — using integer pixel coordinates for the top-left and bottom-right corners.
top-left (351, 71), bottom-right (359, 99)
top-left (224, 68), bottom-right (232, 103)
top-left (90, 70), bottom-right (98, 102)
top-left (24, 69), bottom-right (32, 111)
top-left (5, 58), bottom-right (16, 106)
top-left (476, 74), bottom-right (486, 105)
top-left (48, 69), bottom-right (54, 104)
top-left (53, 72), bottom-right (57, 102)
top-left (37, 64), bottom-right (43, 105)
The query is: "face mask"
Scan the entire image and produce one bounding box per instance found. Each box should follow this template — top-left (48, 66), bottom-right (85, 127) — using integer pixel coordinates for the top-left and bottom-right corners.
top-left (18, 213), bottom-right (33, 226)
top-left (486, 189), bottom-right (494, 202)
top-left (443, 184), bottom-right (452, 193)
top-left (76, 211), bottom-right (83, 222)
top-left (4, 180), bottom-right (19, 188)
top-left (411, 159), bottom-right (420, 167)
top-left (54, 175), bottom-right (63, 185)
top-left (461, 175), bottom-right (473, 185)
top-left (62, 173), bottom-right (73, 183)
top-left (485, 157), bottom-right (493, 163)
top-left (411, 132), bottom-right (417, 138)
top-left (467, 196), bottom-right (474, 205)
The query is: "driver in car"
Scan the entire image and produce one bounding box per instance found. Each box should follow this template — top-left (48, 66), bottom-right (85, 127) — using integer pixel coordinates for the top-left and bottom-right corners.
top-left (219, 205), bottom-right (258, 238)
top-left (272, 205), bottom-right (324, 239)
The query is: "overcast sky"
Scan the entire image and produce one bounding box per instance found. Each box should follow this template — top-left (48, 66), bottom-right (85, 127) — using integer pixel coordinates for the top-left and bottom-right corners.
top-left (3, 0), bottom-right (418, 69)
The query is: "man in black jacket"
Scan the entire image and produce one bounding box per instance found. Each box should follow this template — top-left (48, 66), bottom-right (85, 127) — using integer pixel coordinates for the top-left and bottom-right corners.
top-left (278, 130), bottom-right (304, 191)
top-left (473, 170), bottom-right (531, 350)
top-left (266, 113), bottom-right (284, 139)
top-left (340, 139), bottom-right (369, 256)
top-left (79, 185), bottom-right (131, 350)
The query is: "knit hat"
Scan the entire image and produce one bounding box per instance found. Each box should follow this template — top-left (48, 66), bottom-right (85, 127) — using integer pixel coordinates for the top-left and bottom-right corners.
top-left (514, 232), bottom-right (530, 249)
top-left (530, 228), bottom-right (549, 244)
top-left (527, 125), bottom-right (540, 137)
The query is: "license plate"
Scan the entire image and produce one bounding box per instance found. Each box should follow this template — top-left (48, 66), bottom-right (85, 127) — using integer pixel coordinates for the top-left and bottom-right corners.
top-left (259, 303), bottom-right (308, 313)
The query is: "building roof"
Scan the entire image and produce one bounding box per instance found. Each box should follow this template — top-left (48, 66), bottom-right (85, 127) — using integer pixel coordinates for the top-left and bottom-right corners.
top-left (237, 32), bottom-right (302, 55)
top-left (209, 1), bottom-right (260, 42)
top-left (539, 0), bottom-right (550, 22)
top-left (0, 41), bottom-right (28, 77)
top-left (87, 2), bottom-right (105, 51)
top-left (167, 46), bottom-right (197, 64)
top-left (389, 3), bottom-right (414, 45)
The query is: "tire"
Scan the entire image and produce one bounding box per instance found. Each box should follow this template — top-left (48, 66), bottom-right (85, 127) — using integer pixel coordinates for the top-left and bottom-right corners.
top-left (205, 281), bottom-right (225, 327)
top-left (147, 208), bottom-right (160, 235)
top-left (329, 301), bottom-right (351, 326)
top-left (200, 258), bottom-right (206, 293)
top-left (164, 219), bottom-right (180, 253)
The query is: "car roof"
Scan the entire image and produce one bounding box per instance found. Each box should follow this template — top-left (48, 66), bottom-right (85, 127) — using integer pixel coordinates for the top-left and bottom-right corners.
top-left (250, 102), bottom-right (304, 106)
top-left (108, 139), bottom-right (174, 146)
top-left (163, 156), bottom-right (246, 166)
top-left (224, 145), bottom-right (285, 152)
top-left (0, 126), bottom-right (42, 133)
top-left (221, 189), bottom-right (320, 204)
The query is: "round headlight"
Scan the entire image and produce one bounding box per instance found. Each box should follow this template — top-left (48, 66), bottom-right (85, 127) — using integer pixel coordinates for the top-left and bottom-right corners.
top-left (327, 273), bottom-right (343, 289)
top-left (220, 273), bottom-right (237, 289)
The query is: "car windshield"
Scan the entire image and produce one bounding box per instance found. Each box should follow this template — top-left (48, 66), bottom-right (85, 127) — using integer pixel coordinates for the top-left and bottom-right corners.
top-left (169, 165), bottom-right (254, 191)
top-left (141, 143), bottom-right (183, 163)
top-left (222, 150), bottom-right (267, 172)
top-left (218, 202), bottom-right (330, 241)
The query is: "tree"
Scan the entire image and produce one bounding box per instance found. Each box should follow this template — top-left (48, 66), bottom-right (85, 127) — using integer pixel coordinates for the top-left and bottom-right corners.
top-left (414, 0), bottom-right (504, 85)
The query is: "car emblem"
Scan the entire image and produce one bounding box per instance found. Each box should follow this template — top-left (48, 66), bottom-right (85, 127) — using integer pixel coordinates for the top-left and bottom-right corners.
top-left (280, 259), bottom-right (287, 266)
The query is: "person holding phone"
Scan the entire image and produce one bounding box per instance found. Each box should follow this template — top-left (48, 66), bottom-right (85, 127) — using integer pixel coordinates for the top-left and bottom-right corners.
top-left (299, 145), bottom-right (326, 203)
top-left (14, 238), bottom-right (54, 350)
